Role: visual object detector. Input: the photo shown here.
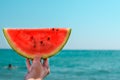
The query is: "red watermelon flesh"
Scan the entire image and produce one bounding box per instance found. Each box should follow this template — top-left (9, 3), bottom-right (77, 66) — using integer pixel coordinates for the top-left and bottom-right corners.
top-left (3, 28), bottom-right (71, 59)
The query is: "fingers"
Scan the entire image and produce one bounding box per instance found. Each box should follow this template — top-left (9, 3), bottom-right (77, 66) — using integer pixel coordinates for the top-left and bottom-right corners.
top-left (43, 58), bottom-right (49, 68)
top-left (26, 58), bottom-right (31, 71)
top-left (43, 58), bottom-right (50, 74)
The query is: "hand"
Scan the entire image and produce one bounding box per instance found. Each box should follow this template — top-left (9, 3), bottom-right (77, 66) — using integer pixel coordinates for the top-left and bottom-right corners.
top-left (25, 57), bottom-right (50, 80)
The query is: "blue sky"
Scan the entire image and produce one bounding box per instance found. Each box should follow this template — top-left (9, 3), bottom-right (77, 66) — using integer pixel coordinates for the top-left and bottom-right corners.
top-left (0, 0), bottom-right (120, 50)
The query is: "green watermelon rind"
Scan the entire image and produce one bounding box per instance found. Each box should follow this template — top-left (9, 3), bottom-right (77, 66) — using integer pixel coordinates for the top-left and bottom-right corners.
top-left (3, 28), bottom-right (30, 58)
top-left (3, 28), bottom-right (71, 59)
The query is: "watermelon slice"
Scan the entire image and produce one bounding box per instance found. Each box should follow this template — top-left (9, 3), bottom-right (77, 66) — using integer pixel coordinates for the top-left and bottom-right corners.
top-left (3, 28), bottom-right (71, 59)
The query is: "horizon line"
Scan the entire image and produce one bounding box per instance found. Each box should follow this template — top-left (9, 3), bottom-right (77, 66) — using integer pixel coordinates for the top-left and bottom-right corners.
top-left (1, 48), bottom-right (120, 51)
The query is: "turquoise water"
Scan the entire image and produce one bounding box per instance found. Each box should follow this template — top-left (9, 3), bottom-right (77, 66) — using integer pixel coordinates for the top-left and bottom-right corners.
top-left (1, 49), bottom-right (120, 80)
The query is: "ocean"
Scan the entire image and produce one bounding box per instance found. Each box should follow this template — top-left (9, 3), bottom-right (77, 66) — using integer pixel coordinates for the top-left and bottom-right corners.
top-left (0, 49), bottom-right (120, 80)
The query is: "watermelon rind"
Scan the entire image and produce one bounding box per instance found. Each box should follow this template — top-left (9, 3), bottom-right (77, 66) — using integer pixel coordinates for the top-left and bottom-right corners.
top-left (3, 28), bottom-right (71, 59)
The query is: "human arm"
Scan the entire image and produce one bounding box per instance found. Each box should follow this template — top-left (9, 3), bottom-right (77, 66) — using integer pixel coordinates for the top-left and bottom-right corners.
top-left (25, 57), bottom-right (50, 80)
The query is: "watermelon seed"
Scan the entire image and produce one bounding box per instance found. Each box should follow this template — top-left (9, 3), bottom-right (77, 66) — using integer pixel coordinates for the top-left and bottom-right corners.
top-left (33, 45), bottom-right (36, 48)
top-left (47, 37), bottom-right (50, 40)
top-left (30, 36), bottom-right (33, 40)
top-left (52, 28), bottom-right (54, 31)
top-left (32, 38), bottom-right (36, 48)
top-left (56, 29), bottom-right (59, 31)
top-left (40, 41), bottom-right (43, 44)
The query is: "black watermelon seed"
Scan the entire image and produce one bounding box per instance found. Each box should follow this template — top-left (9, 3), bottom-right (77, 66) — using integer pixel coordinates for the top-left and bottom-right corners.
top-left (56, 29), bottom-right (59, 31)
top-left (40, 41), bottom-right (43, 44)
top-left (33, 45), bottom-right (36, 48)
top-left (47, 37), bottom-right (50, 40)
top-left (33, 40), bottom-right (36, 48)
top-left (30, 36), bottom-right (33, 40)
top-left (52, 28), bottom-right (54, 31)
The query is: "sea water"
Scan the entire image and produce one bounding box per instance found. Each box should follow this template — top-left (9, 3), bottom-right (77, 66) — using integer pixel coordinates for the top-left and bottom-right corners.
top-left (1, 49), bottom-right (120, 80)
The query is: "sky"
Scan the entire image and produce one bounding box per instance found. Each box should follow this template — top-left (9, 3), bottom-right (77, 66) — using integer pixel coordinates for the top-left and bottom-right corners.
top-left (0, 0), bottom-right (120, 50)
